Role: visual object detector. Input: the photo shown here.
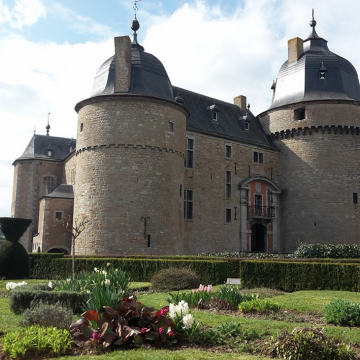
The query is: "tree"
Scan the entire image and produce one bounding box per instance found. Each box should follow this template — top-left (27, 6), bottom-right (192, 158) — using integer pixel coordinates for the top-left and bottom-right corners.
top-left (62, 214), bottom-right (89, 278)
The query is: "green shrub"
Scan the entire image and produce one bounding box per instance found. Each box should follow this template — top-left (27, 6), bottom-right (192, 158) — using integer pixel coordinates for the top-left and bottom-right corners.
top-left (240, 260), bottom-right (360, 291)
top-left (19, 301), bottom-right (73, 329)
top-left (265, 327), bottom-right (355, 360)
top-left (31, 257), bottom-right (228, 284)
top-left (324, 299), bottom-right (360, 327)
top-left (151, 267), bottom-right (200, 292)
top-left (28, 253), bottom-right (64, 279)
top-left (2, 325), bottom-right (72, 359)
top-left (9, 285), bottom-right (84, 314)
top-left (294, 242), bottom-right (360, 258)
top-left (0, 240), bottom-right (29, 279)
top-left (239, 298), bottom-right (280, 314)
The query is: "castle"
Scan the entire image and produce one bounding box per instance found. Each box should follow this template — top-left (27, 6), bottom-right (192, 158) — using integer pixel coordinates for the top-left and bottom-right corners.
top-left (11, 12), bottom-right (360, 255)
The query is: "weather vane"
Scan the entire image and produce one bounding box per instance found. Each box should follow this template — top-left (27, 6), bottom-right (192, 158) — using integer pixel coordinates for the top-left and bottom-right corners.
top-left (133, 0), bottom-right (141, 16)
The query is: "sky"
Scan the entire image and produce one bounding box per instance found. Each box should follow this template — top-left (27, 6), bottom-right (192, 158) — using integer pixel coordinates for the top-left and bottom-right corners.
top-left (1, 0), bottom-right (360, 217)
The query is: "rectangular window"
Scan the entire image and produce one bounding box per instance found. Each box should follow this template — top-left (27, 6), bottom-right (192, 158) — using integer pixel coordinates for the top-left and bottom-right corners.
top-left (353, 193), bottom-right (358, 204)
top-left (254, 194), bottom-right (263, 216)
top-left (169, 121), bottom-right (174, 132)
top-left (55, 211), bottom-right (63, 221)
top-left (185, 138), bottom-right (194, 168)
top-left (70, 167), bottom-right (76, 185)
top-left (212, 111), bottom-right (218, 121)
top-left (226, 208), bottom-right (232, 223)
top-left (225, 171), bottom-right (231, 198)
top-left (184, 189), bottom-right (193, 219)
top-left (294, 108), bottom-right (305, 120)
top-left (253, 151), bottom-right (264, 163)
top-left (245, 121), bottom-right (250, 130)
top-left (225, 144), bottom-right (232, 159)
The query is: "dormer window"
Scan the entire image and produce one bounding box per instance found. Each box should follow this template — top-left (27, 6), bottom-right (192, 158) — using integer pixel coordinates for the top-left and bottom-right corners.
top-left (319, 62), bottom-right (327, 79)
top-left (245, 121), bottom-right (250, 130)
top-left (207, 102), bottom-right (220, 121)
top-left (46, 142), bottom-right (53, 157)
top-left (47, 150), bottom-right (52, 157)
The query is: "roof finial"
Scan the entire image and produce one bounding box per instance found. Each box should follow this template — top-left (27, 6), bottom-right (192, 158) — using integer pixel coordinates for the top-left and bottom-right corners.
top-left (308, 8), bottom-right (319, 39)
top-left (131, 0), bottom-right (143, 49)
top-left (46, 112), bottom-right (50, 136)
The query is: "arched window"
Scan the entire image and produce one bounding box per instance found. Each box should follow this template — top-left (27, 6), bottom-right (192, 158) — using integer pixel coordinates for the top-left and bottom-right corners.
top-left (43, 176), bottom-right (56, 195)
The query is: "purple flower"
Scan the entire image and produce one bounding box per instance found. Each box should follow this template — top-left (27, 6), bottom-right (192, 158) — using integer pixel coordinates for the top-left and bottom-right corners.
top-left (159, 327), bottom-right (164, 333)
top-left (141, 327), bottom-right (147, 333)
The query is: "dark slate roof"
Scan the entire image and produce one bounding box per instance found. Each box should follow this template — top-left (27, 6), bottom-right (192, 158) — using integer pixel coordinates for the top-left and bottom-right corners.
top-left (90, 44), bottom-right (174, 101)
top-left (15, 134), bottom-right (76, 163)
top-left (43, 184), bottom-right (74, 199)
top-left (173, 86), bottom-right (277, 150)
top-left (270, 21), bottom-right (360, 109)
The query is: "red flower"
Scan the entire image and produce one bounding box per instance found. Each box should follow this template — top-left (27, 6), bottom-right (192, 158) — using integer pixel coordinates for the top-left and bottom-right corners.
top-left (159, 327), bottom-right (164, 333)
top-left (141, 327), bottom-right (148, 333)
top-left (160, 308), bottom-right (168, 316)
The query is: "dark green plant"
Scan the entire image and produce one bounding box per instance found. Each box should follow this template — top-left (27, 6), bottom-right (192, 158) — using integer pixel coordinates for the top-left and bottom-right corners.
top-left (70, 295), bottom-right (177, 348)
top-left (324, 299), bottom-right (360, 327)
top-left (265, 327), bottom-right (355, 360)
top-left (239, 297), bottom-right (280, 314)
top-left (9, 285), bottom-right (84, 314)
top-left (151, 267), bottom-right (200, 292)
top-left (0, 217), bottom-right (31, 280)
top-left (197, 322), bottom-right (259, 351)
top-left (2, 325), bottom-right (72, 359)
top-left (168, 285), bottom-right (214, 308)
top-left (19, 300), bottom-right (73, 329)
top-left (216, 285), bottom-right (256, 309)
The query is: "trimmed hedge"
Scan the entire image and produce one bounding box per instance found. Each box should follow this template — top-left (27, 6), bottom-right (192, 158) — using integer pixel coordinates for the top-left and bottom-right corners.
top-left (9, 284), bottom-right (85, 314)
top-left (28, 253), bottom-right (64, 279)
top-left (240, 260), bottom-right (360, 291)
top-left (42, 258), bottom-right (228, 285)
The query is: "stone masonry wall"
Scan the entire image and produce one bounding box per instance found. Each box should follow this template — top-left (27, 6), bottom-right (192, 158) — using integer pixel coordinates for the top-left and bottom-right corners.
top-left (260, 101), bottom-right (360, 252)
top-left (35, 197), bottom-right (72, 253)
top-left (184, 131), bottom-right (279, 254)
top-left (11, 160), bottom-right (64, 250)
top-left (74, 95), bottom-right (187, 255)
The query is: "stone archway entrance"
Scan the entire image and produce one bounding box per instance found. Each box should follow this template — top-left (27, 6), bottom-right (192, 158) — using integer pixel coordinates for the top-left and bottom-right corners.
top-left (251, 223), bottom-right (266, 252)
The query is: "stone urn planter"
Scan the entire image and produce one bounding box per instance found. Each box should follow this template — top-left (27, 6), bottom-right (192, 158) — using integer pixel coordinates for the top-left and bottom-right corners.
top-left (0, 217), bottom-right (32, 279)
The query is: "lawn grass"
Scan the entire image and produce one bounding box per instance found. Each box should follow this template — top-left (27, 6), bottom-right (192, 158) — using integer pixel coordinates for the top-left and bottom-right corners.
top-left (48, 349), bottom-right (273, 360)
top-left (272, 290), bottom-right (360, 313)
top-left (2, 283), bottom-right (360, 360)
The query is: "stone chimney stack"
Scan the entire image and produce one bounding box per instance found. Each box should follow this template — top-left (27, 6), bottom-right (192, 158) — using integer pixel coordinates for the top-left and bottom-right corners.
top-left (114, 36), bottom-right (132, 93)
top-left (234, 95), bottom-right (247, 111)
top-left (288, 37), bottom-right (303, 64)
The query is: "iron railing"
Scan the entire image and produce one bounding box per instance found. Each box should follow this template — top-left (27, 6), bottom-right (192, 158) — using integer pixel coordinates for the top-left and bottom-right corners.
top-left (248, 206), bottom-right (275, 219)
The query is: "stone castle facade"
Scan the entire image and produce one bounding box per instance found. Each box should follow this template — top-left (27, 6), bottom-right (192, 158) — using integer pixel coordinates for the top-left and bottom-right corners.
top-left (10, 14), bottom-right (360, 255)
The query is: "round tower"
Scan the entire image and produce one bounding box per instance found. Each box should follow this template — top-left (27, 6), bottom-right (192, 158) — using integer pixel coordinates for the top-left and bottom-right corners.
top-left (73, 17), bottom-right (188, 255)
top-left (259, 12), bottom-right (360, 252)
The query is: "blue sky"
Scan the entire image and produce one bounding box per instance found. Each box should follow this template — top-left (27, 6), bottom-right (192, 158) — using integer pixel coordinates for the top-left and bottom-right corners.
top-left (1, 0), bottom-right (360, 217)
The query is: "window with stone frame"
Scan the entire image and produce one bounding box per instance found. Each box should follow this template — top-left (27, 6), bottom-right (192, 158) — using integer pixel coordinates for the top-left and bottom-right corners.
top-left (184, 189), bottom-right (193, 219)
top-left (225, 171), bottom-right (231, 198)
top-left (253, 151), bottom-right (264, 164)
top-left (225, 143), bottom-right (232, 159)
top-left (43, 176), bottom-right (56, 195)
top-left (55, 211), bottom-right (63, 221)
top-left (226, 208), bottom-right (232, 223)
top-left (185, 137), bottom-right (194, 168)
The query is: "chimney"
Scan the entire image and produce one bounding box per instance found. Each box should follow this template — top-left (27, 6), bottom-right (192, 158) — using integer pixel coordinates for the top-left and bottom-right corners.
top-left (234, 95), bottom-right (247, 111)
top-left (288, 37), bottom-right (303, 64)
top-left (114, 36), bottom-right (132, 93)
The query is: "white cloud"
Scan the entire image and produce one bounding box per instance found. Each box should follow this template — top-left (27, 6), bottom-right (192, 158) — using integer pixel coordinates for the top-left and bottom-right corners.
top-left (49, 2), bottom-right (113, 38)
top-left (1, 0), bottom-right (360, 217)
top-left (0, 0), bottom-right (46, 28)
